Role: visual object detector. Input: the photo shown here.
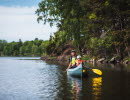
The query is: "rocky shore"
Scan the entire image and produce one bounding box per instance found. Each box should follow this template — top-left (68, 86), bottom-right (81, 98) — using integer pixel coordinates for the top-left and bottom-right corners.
top-left (40, 55), bottom-right (130, 65)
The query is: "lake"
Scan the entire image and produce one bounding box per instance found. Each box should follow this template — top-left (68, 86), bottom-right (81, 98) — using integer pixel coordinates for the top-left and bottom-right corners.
top-left (0, 57), bottom-right (130, 100)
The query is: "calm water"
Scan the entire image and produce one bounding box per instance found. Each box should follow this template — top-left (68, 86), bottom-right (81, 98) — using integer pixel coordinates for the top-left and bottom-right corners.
top-left (0, 57), bottom-right (130, 100)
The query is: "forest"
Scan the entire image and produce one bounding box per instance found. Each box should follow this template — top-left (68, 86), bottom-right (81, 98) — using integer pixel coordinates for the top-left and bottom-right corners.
top-left (0, 38), bottom-right (48, 56)
top-left (36, 0), bottom-right (130, 60)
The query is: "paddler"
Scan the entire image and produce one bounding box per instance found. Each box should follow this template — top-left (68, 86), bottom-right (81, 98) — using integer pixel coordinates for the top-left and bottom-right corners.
top-left (75, 55), bottom-right (84, 67)
top-left (66, 50), bottom-right (77, 71)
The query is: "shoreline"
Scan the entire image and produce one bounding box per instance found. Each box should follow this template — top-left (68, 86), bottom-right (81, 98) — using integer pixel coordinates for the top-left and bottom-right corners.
top-left (40, 55), bottom-right (130, 65)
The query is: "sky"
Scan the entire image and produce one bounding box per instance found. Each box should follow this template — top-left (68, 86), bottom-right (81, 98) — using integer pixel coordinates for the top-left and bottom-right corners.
top-left (0, 0), bottom-right (57, 42)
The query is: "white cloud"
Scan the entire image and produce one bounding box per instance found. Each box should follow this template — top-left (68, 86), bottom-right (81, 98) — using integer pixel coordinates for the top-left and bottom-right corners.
top-left (0, 6), bottom-right (57, 42)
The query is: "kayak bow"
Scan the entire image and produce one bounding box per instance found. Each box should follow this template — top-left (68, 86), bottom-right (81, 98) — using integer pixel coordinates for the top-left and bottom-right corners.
top-left (67, 64), bottom-right (83, 77)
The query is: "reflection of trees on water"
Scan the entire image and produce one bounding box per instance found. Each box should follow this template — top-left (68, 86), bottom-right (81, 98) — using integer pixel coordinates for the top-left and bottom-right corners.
top-left (40, 61), bottom-right (130, 100)
top-left (92, 77), bottom-right (102, 100)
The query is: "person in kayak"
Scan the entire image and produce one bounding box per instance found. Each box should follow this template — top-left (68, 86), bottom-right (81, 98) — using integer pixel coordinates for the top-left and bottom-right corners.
top-left (75, 55), bottom-right (83, 67)
top-left (66, 50), bottom-right (77, 71)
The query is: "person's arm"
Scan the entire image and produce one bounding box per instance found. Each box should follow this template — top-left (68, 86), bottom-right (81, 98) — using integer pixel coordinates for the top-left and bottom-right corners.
top-left (66, 62), bottom-right (73, 71)
top-left (66, 57), bottom-right (72, 71)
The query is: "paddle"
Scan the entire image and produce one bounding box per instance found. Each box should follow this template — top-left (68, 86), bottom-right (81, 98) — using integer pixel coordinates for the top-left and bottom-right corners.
top-left (84, 67), bottom-right (102, 76)
top-left (91, 69), bottom-right (102, 76)
top-left (66, 62), bottom-right (72, 71)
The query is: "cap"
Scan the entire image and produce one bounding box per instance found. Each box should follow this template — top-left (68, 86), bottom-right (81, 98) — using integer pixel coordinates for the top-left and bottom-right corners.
top-left (71, 50), bottom-right (76, 52)
top-left (77, 55), bottom-right (81, 59)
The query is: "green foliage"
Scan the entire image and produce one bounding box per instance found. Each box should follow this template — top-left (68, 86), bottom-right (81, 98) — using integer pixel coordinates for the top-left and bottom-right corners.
top-left (36, 0), bottom-right (130, 58)
top-left (82, 55), bottom-right (93, 60)
top-left (89, 13), bottom-right (97, 19)
top-left (0, 39), bottom-right (49, 56)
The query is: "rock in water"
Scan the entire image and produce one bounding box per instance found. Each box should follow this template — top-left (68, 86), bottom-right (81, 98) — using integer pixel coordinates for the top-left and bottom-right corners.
top-left (97, 58), bottom-right (105, 63)
top-left (110, 57), bottom-right (116, 63)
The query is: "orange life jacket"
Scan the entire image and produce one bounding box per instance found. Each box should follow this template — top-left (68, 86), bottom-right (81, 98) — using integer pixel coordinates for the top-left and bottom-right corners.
top-left (75, 59), bottom-right (83, 65)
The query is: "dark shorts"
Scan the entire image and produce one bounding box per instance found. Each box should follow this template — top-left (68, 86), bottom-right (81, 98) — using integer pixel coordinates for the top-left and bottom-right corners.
top-left (70, 64), bottom-right (77, 69)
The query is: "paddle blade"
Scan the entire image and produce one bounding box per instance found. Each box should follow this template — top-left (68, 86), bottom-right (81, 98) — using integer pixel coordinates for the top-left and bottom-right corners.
top-left (92, 69), bottom-right (102, 76)
top-left (82, 70), bottom-right (86, 73)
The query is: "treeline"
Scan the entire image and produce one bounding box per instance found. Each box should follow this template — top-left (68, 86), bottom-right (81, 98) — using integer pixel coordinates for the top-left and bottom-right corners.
top-left (0, 38), bottom-right (49, 56)
top-left (36, 0), bottom-right (130, 59)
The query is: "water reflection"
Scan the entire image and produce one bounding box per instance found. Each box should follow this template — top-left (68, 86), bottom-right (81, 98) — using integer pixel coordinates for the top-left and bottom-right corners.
top-left (92, 77), bottom-right (102, 100)
top-left (65, 76), bottom-right (102, 100)
top-left (1, 57), bottom-right (130, 100)
top-left (67, 76), bottom-right (82, 100)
